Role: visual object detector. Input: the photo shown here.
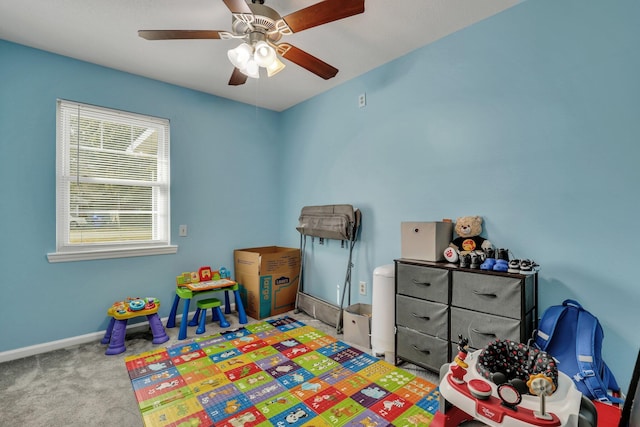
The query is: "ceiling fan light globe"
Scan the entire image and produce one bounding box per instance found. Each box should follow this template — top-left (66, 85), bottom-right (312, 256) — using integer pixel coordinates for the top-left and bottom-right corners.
top-left (227, 43), bottom-right (253, 69)
top-left (254, 41), bottom-right (276, 67)
top-left (266, 56), bottom-right (286, 77)
top-left (243, 59), bottom-right (260, 79)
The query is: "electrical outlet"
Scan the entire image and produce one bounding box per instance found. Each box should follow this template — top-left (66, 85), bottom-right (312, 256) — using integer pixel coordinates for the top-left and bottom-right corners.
top-left (179, 224), bottom-right (188, 237)
top-left (358, 93), bottom-right (366, 108)
top-left (359, 281), bottom-right (366, 295)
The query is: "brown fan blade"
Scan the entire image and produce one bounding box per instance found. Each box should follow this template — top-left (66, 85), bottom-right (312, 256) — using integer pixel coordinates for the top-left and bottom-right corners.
top-left (223, 0), bottom-right (252, 14)
top-left (277, 43), bottom-right (338, 80)
top-left (229, 67), bottom-right (248, 86)
top-left (282, 0), bottom-right (364, 33)
top-left (138, 30), bottom-right (224, 40)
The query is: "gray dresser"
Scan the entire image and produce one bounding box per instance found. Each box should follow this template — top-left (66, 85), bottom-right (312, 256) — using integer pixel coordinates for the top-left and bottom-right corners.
top-left (394, 259), bottom-right (538, 372)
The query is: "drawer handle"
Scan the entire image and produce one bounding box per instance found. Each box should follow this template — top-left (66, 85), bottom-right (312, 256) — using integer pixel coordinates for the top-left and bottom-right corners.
top-left (412, 279), bottom-right (431, 286)
top-left (411, 313), bottom-right (431, 321)
top-left (412, 345), bottom-right (431, 354)
top-left (471, 328), bottom-right (497, 337)
top-left (472, 290), bottom-right (497, 298)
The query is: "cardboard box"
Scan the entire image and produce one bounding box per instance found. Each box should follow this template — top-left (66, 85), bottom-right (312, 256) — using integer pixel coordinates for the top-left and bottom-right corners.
top-left (401, 221), bottom-right (453, 262)
top-left (343, 303), bottom-right (372, 349)
top-left (234, 246), bottom-right (301, 319)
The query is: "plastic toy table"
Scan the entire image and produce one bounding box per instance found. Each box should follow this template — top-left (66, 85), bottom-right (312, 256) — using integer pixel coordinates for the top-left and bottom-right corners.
top-left (101, 298), bottom-right (169, 355)
top-left (166, 282), bottom-right (247, 340)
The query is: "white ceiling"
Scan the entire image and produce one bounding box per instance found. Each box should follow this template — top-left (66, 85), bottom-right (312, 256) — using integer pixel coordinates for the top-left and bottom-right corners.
top-left (0, 0), bottom-right (520, 111)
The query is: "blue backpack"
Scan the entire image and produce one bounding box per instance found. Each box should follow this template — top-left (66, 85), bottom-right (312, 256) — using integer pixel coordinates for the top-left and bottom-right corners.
top-left (534, 299), bottom-right (622, 403)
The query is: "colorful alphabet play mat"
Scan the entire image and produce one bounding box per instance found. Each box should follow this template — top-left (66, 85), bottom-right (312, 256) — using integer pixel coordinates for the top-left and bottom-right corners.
top-left (125, 317), bottom-right (440, 426)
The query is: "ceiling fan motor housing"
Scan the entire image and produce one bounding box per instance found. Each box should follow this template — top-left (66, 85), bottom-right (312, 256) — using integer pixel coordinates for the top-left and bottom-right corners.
top-left (231, 3), bottom-right (289, 43)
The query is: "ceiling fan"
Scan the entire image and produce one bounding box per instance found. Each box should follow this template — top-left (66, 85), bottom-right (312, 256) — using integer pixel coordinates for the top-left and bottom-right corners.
top-left (138, 0), bottom-right (365, 86)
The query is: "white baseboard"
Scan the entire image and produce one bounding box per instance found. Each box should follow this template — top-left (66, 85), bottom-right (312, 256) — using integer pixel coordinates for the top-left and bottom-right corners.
top-left (0, 311), bottom-right (192, 364)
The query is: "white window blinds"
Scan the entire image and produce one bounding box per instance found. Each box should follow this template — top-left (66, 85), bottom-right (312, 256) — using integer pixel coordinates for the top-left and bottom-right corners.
top-left (49, 100), bottom-right (174, 262)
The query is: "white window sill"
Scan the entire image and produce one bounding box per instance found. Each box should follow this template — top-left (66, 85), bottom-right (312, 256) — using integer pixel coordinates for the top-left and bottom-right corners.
top-left (47, 245), bottom-right (178, 263)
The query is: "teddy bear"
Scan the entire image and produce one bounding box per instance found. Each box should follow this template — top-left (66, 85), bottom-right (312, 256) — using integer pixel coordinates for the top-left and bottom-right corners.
top-left (443, 216), bottom-right (493, 263)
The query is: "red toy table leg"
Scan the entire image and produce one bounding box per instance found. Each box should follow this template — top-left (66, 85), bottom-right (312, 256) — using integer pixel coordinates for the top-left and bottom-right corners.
top-left (430, 405), bottom-right (474, 427)
top-left (147, 313), bottom-right (169, 345)
top-left (105, 319), bottom-right (128, 355)
top-left (431, 412), bottom-right (446, 427)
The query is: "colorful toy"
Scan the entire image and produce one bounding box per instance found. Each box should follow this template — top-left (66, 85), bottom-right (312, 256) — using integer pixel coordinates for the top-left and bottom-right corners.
top-left (102, 297), bottom-right (169, 355)
top-left (450, 335), bottom-right (470, 383)
top-left (443, 216), bottom-right (493, 263)
top-left (181, 278), bottom-right (236, 291)
top-left (432, 338), bottom-right (597, 427)
top-left (167, 266), bottom-right (247, 340)
top-left (198, 266), bottom-right (212, 281)
top-left (176, 266), bottom-right (235, 291)
top-left (128, 298), bottom-right (146, 311)
top-left (219, 266), bottom-right (231, 279)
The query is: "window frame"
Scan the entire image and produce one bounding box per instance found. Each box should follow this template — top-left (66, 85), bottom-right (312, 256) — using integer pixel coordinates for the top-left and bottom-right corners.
top-left (47, 100), bottom-right (176, 263)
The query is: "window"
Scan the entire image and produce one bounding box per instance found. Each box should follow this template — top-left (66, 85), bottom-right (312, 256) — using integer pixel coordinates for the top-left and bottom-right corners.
top-left (48, 100), bottom-right (175, 262)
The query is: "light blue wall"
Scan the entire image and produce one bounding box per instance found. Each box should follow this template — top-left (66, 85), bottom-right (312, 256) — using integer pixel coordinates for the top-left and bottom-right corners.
top-left (279, 0), bottom-right (640, 391)
top-left (0, 40), bottom-right (281, 349)
top-left (1, 0), bottom-right (638, 392)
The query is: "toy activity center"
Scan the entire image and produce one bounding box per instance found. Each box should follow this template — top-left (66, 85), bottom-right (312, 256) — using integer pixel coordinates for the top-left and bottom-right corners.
top-left (1, 0), bottom-right (640, 426)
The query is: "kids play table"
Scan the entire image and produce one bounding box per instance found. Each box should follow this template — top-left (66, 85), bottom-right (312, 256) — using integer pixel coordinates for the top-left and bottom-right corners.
top-left (101, 297), bottom-right (169, 355)
top-left (166, 280), bottom-right (248, 340)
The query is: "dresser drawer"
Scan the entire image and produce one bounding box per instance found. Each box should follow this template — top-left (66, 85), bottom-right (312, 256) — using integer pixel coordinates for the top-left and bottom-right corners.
top-left (395, 295), bottom-right (448, 339)
top-left (451, 271), bottom-right (528, 319)
top-left (396, 326), bottom-right (449, 371)
top-left (450, 307), bottom-right (522, 350)
top-left (396, 263), bottom-right (449, 303)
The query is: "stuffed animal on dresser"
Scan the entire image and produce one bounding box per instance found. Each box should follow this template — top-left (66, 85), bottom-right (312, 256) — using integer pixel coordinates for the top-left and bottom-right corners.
top-left (443, 216), bottom-right (493, 263)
